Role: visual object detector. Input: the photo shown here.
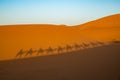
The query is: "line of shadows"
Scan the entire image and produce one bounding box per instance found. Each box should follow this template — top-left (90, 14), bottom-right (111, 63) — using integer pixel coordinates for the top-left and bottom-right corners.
top-left (15, 40), bottom-right (120, 58)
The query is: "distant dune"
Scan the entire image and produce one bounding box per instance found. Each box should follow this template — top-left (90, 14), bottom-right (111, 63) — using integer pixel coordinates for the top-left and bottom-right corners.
top-left (0, 14), bottom-right (120, 60)
top-left (76, 14), bottom-right (120, 29)
top-left (75, 14), bottom-right (120, 41)
top-left (0, 43), bottom-right (120, 80)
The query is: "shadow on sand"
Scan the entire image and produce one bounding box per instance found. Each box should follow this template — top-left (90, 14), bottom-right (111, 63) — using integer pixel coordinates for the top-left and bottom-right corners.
top-left (15, 40), bottom-right (111, 58)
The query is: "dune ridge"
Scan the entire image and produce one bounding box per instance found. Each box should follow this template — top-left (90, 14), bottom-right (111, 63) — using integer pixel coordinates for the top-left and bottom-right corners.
top-left (0, 14), bottom-right (120, 60)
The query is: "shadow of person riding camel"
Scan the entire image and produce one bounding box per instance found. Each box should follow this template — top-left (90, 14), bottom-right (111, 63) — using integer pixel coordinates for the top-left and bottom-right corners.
top-left (74, 43), bottom-right (81, 50)
top-left (65, 44), bottom-right (73, 52)
top-left (16, 48), bottom-right (36, 58)
top-left (16, 49), bottom-right (25, 58)
top-left (82, 42), bottom-right (90, 49)
top-left (45, 46), bottom-right (55, 54)
top-left (16, 41), bottom-right (107, 58)
top-left (25, 48), bottom-right (36, 57)
top-left (37, 48), bottom-right (44, 55)
top-left (56, 46), bottom-right (65, 54)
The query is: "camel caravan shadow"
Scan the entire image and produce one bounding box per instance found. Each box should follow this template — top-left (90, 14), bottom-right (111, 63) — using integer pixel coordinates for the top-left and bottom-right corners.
top-left (15, 40), bottom-right (120, 58)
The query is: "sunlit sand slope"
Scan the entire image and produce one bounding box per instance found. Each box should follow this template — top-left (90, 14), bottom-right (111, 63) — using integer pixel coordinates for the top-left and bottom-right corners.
top-left (0, 14), bottom-right (120, 60)
top-left (75, 14), bottom-right (120, 41)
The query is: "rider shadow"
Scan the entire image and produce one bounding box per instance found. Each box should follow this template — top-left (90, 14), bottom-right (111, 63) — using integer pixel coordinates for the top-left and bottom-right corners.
top-left (89, 42), bottom-right (98, 48)
top-left (56, 46), bottom-right (65, 54)
top-left (16, 49), bottom-right (25, 58)
top-left (25, 48), bottom-right (35, 57)
top-left (65, 44), bottom-right (73, 53)
top-left (45, 46), bottom-right (55, 54)
top-left (74, 43), bottom-right (81, 51)
top-left (37, 48), bottom-right (44, 55)
top-left (82, 42), bottom-right (90, 49)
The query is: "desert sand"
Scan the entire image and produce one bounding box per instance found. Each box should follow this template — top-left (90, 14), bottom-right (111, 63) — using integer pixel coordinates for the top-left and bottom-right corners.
top-left (0, 14), bottom-right (120, 80)
top-left (0, 14), bottom-right (120, 60)
top-left (0, 43), bottom-right (120, 80)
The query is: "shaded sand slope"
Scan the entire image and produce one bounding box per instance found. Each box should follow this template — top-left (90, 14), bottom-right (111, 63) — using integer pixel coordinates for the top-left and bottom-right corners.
top-left (0, 43), bottom-right (120, 80)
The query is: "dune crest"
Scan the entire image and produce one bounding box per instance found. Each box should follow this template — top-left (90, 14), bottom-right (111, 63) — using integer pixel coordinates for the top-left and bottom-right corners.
top-left (74, 14), bottom-right (120, 42)
top-left (0, 14), bottom-right (120, 60)
top-left (75, 14), bottom-right (120, 29)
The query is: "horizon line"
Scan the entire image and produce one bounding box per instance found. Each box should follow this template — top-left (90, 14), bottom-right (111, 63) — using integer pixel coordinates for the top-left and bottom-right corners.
top-left (0, 13), bottom-right (119, 27)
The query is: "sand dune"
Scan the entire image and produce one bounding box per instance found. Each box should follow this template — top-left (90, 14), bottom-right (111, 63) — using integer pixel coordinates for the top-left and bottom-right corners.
top-left (0, 43), bottom-right (120, 80)
top-left (76, 14), bottom-right (120, 29)
top-left (0, 14), bottom-right (120, 80)
top-left (0, 14), bottom-right (120, 60)
top-left (75, 14), bottom-right (120, 41)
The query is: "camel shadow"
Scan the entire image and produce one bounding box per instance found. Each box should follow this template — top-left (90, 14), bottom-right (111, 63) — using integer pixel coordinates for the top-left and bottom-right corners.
top-left (37, 48), bottom-right (44, 55)
top-left (15, 41), bottom-right (108, 59)
top-left (74, 43), bottom-right (81, 50)
top-left (65, 44), bottom-right (73, 52)
top-left (45, 46), bottom-right (55, 54)
top-left (82, 42), bottom-right (90, 49)
top-left (56, 46), bottom-right (65, 54)
top-left (16, 49), bottom-right (25, 58)
top-left (25, 48), bottom-right (36, 57)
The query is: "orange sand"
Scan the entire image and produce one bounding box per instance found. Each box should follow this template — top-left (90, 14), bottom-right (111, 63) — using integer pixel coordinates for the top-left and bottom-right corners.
top-left (0, 14), bottom-right (120, 60)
